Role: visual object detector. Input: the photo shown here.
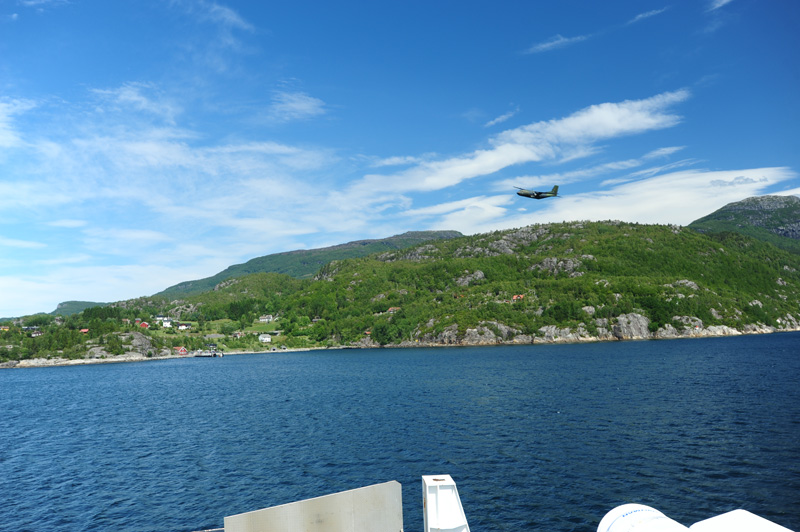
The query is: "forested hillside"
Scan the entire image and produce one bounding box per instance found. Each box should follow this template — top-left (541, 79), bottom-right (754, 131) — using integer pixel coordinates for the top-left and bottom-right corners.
top-left (156, 230), bottom-right (463, 298)
top-left (689, 195), bottom-right (800, 253)
top-left (3, 220), bottom-right (800, 364)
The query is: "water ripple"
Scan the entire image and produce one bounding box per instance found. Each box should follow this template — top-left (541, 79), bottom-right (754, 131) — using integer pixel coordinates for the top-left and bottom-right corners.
top-left (1, 334), bottom-right (799, 531)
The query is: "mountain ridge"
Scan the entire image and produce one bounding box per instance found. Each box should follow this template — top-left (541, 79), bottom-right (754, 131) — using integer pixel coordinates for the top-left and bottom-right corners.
top-left (689, 195), bottom-right (800, 253)
top-left (154, 230), bottom-right (463, 299)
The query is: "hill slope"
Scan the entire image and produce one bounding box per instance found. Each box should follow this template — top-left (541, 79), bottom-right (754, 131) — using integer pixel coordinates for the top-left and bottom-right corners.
top-left (689, 195), bottom-right (800, 253)
top-left (155, 230), bottom-right (463, 298)
top-left (173, 221), bottom-right (800, 346)
top-left (5, 220), bottom-right (800, 364)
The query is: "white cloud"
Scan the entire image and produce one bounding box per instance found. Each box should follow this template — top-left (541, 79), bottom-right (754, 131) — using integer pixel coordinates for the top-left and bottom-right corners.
top-left (413, 167), bottom-right (795, 237)
top-left (19, 0), bottom-right (68, 7)
top-left (352, 91), bottom-right (690, 198)
top-left (92, 83), bottom-right (182, 124)
top-left (48, 219), bottom-right (88, 228)
top-left (519, 167), bottom-right (794, 226)
top-left (708, 0), bottom-right (734, 11)
top-left (525, 34), bottom-right (590, 54)
top-left (500, 146), bottom-right (689, 191)
top-left (268, 91), bottom-right (326, 122)
top-left (0, 236), bottom-right (46, 249)
top-left (485, 107), bottom-right (520, 128)
top-left (371, 155), bottom-right (425, 167)
top-left (628, 8), bottom-right (669, 25)
top-left (0, 98), bottom-right (36, 148)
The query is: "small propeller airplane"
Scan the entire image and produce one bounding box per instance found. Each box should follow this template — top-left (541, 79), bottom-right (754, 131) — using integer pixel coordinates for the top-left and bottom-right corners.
top-left (515, 185), bottom-right (559, 199)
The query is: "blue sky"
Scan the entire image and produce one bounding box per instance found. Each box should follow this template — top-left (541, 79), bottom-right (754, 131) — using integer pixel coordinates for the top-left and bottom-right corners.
top-left (1, 0), bottom-right (798, 317)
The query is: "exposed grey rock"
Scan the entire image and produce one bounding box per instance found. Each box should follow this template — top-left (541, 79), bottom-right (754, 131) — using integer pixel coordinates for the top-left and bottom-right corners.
top-left (671, 279), bottom-right (699, 290)
top-left (612, 313), bottom-right (651, 340)
top-left (455, 270), bottom-right (485, 287)
top-left (462, 327), bottom-right (499, 345)
top-left (481, 321), bottom-right (520, 340)
top-left (535, 325), bottom-right (596, 343)
top-left (673, 316), bottom-right (703, 329)
top-left (432, 324), bottom-right (459, 344)
top-left (531, 257), bottom-right (583, 277)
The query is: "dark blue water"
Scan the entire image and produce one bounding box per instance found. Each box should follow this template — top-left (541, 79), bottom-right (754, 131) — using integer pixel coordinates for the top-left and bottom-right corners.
top-left (1, 333), bottom-right (799, 532)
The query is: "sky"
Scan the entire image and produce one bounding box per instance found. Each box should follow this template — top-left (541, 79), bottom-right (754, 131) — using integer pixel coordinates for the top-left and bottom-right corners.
top-left (1, 0), bottom-right (799, 317)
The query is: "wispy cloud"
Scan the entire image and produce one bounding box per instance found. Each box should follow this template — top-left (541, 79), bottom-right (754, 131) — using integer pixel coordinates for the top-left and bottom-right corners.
top-left (0, 98), bottom-right (36, 148)
top-left (708, 0), bottom-right (734, 11)
top-left (0, 236), bottom-right (46, 249)
top-left (268, 91), bottom-right (327, 122)
top-left (525, 34), bottom-right (590, 54)
top-left (92, 83), bottom-right (182, 124)
top-left (371, 155), bottom-right (426, 167)
top-left (168, 0), bottom-right (255, 71)
top-left (627, 8), bottom-right (669, 25)
top-left (19, 0), bottom-right (69, 8)
top-left (527, 7), bottom-right (669, 55)
top-left (352, 90), bottom-right (691, 199)
top-left (48, 219), bottom-right (88, 228)
top-left (485, 107), bottom-right (520, 128)
top-left (500, 146), bottom-right (688, 190)
top-left (425, 167), bottom-right (795, 236)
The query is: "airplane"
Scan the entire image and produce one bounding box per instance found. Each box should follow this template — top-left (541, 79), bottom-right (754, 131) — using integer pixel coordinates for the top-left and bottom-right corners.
top-left (515, 185), bottom-right (559, 199)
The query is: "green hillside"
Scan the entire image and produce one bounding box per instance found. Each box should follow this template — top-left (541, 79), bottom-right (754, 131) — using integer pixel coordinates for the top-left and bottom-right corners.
top-left (4, 220), bottom-right (800, 363)
top-left (689, 195), bottom-right (800, 254)
top-left (159, 221), bottom-right (800, 346)
top-left (155, 230), bottom-right (463, 298)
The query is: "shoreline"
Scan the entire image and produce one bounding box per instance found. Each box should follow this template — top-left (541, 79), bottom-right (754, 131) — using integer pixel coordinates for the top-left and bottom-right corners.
top-left (3, 325), bottom-right (798, 369)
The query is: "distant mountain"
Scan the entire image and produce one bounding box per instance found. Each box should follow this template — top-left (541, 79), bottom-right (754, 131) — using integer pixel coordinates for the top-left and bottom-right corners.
top-left (50, 301), bottom-right (107, 316)
top-left (689, 195), bottom-right (800, 254)
top-left (155, 230), bottom-right (464, 298)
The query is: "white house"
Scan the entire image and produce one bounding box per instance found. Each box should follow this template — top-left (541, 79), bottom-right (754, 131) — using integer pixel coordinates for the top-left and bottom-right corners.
top-left (259, 315), bottom-right (274, 323)
top-left (258, 333), bottom-right (272, 343)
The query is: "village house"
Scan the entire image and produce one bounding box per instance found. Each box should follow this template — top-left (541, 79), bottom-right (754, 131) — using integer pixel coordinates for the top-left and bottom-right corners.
top-left (258, 333), bottom-right (272, 343)
top-left (259, 315), bottom-right (274, 323)
top-left (173, 346), bottom-right (188, 356)
top-left (178, 323), bottom-right (191, 331)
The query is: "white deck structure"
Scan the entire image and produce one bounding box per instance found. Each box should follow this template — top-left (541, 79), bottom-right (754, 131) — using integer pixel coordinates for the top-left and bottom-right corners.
top-left (218, 476), bottom-right (793, 532)
top-left (597, 503), bottom-right (793, 532)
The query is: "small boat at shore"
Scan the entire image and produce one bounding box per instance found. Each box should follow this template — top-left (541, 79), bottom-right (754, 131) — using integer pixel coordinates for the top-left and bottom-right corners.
top-left (194, 350), bottom-right (223, 357)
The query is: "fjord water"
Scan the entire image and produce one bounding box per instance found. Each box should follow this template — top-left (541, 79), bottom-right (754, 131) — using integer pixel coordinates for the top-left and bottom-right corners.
top-left (1, 334), bottom-right (799, 532)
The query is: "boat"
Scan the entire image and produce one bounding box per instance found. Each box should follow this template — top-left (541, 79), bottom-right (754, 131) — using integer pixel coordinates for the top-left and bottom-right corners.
top-left (218, 475), bottom-right (792, 532)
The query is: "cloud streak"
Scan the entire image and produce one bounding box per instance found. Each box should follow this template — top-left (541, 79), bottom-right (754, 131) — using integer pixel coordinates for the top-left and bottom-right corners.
top-left (268, 91), bottom-right (327, 122)
top-left (485, 107), bottom-right (520, 128)
top-left (525, 34), bottom-right (590, 54)
top-left (353, 90), bottom-right (690, 198)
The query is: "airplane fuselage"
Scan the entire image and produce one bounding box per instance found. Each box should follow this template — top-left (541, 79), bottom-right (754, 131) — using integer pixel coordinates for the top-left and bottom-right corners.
top-left (516, 185), bottom-right (558, 199)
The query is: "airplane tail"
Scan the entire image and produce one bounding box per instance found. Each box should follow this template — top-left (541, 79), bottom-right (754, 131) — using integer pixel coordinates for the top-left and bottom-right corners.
top-left (551, 185), bottom-right (559, 195)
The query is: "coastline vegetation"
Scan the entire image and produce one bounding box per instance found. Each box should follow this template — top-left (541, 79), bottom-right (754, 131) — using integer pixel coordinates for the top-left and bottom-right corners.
top-left (2, 221), bottom-right (800, 363)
